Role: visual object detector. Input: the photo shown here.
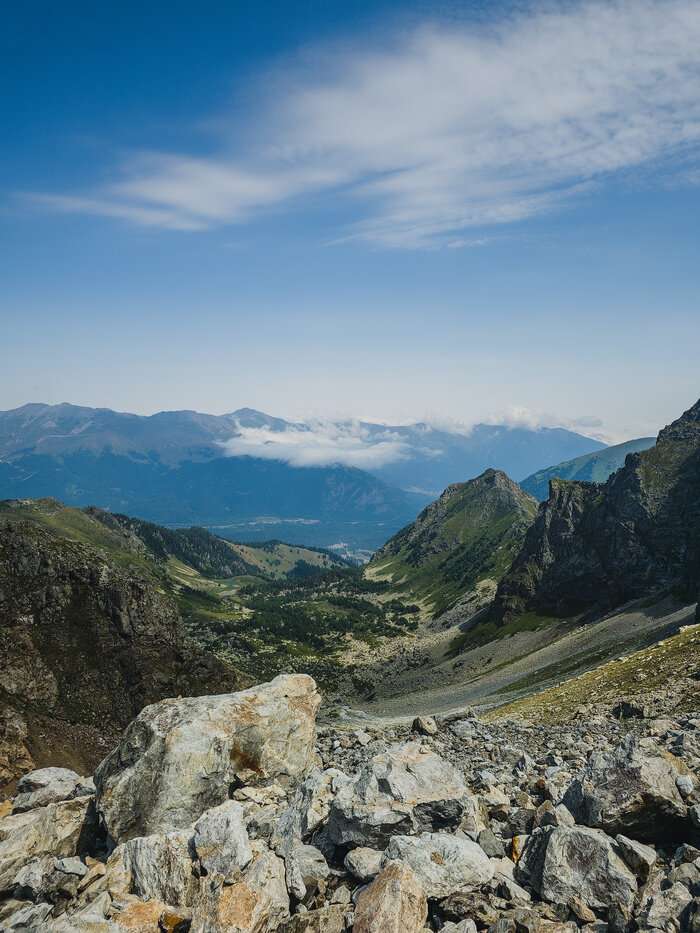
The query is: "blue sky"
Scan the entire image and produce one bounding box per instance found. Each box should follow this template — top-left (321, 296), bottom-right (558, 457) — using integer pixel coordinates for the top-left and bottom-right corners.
top-left (1, 0), bottom-right (699, 441)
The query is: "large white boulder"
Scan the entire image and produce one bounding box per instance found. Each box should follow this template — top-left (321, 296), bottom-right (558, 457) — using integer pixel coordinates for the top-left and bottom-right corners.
top-left (95, 675), bottom-right (320, 842)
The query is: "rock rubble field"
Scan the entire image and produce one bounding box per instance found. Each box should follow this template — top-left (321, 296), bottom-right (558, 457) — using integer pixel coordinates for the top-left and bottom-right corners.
top-left (1, 675), bottom-right (699, 933)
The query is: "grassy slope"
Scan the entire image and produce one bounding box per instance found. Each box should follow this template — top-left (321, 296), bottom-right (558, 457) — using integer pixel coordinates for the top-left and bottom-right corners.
top-left (520, 437), bottom-right (656, 501)
top-left (485, 616), bottom-right (700, 724)
top-left (0, 498), bottom-right (347, 586)
top-left (368, 470), bottom-right (538, 616)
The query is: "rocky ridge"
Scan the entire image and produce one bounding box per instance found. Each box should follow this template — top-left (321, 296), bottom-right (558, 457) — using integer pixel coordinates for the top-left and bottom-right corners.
top-left (369, 470), bottom-right (538, 616)
top-left (0, 518), bottom-right (249, 794)
top-left (1, 674), bottom-right (699, 933)
top-left (491, 400), bottom-right (700, 624)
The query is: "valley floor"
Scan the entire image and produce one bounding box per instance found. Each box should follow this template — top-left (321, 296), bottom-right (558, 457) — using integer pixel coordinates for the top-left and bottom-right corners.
top-left (342, 593), bottom-right (698, 721)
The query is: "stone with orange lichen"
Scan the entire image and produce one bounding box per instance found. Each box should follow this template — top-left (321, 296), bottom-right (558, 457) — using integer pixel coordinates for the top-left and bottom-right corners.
top-left (113, 897), bottom-right (167, 931)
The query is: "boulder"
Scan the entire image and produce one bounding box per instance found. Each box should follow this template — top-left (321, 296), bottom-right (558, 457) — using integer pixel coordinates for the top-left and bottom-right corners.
top-left (381, 832), bottom-right (494, 899)
top-left (562, 735), bottom-right (688, 842)
top-left (194, 801), bottom-right (253, 877)
top-left (344, 846), bottom-right (383, 882)
top-left (271, 769), bottom-right (347, 856)
top-left (412, 716), bottom-right (438, 736)
top-left (326, 742), bottom-right (469, 848)
top-left (286, 842), bottom-right (329, 894)
top-left (12, 767), bottom-right (88, 813)
top-left (120, 830), bottom-right (196, 906)
top-left (518, 825), bottom-right (637, 912)
top-left (95, 675), bottom-right (320, 842)
top-left (353, 860), bottom-right (428, 933)
top-left (614, 833), bottom-right (657, 880)
top-left (0, 796), bottom-right (95, 894)
top-left (639, 881), bottom-right (693, 929)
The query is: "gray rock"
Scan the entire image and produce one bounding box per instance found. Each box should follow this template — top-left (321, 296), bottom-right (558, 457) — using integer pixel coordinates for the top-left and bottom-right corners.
top-left (562, 735), bottom-right (688, 842)
top-left (519, 825), bottom-right (637, 912)
top-left (344, 847), bottom-right (383, 883)
top-left (381, 832), bottom-right (494, 899)
top-left (479, 828), bottom-right (505, 858)
top-left (271, 768), bottom-right (347, 856)
top-left (441, 923), bottom-right (478, 933)
top-left (614, 834), bottom-right (657, 880)
top-left (194, 800), bottom-right (253, 877)
top-left (53, 856), bottom-right (88, 877)
top-left (639, 881), bottom-right (692, 929)
top-left (326, 742), bottom-right (470, 848)
top-left (13, 767), bottom-right (86, 813)
top-left (121, 829), bottom-right (196, 906)
top-left (676, 774), bottom-right (695, 797)
top-left (95, 674), bottom-right (320, 842)
top-left (412, 716), bottom-right (438, 736)
top-left (289, 843), bottom-right (329, 889)
top-left (0, 796), bottom-right (95, 895)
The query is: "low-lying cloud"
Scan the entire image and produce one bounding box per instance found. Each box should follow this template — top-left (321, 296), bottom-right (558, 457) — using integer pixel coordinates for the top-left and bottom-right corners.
top-left (27, 0), bottom-right (700, 248)
top-left (220, 421), bottom-right (416, 469)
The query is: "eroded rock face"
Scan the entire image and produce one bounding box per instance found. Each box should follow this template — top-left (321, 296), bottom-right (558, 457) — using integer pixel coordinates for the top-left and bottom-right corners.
top-left (381, 832), bottom-right (494, 899)
top-left (562, 734), bottom-right (689, 842)
top-left (193, 801), bottom-right (253, 878)
top-left (326, 742), bottom-right (469, 848)
top-left (120, 831), bottom-right (196, 907)
top-left (353, 860), bottom-right (428, 933)
top-left (95, 675), bottom-right (320, 842)
top-left (0, 796), bottom-right (95, 894)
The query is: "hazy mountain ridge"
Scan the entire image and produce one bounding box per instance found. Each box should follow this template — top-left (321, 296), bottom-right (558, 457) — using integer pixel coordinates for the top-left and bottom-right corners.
top-left (491, 399), bottom-right (700, 624)
top-left (520, 436), bottom-right (656, 501)
top-left (0, 402), bottom-right (607, 553)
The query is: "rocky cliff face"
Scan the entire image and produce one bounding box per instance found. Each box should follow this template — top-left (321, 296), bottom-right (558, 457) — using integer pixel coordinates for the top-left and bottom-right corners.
top-left (0, 519), bottom-right (249, 794)
top-left (491, 400), bottom-right (700, 624)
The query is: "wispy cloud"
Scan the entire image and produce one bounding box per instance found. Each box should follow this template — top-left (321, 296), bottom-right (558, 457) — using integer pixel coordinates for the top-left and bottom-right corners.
top-left (220, 421), bottom-right (415, 468)
top-left (27, 0), bottom-right (700, 247)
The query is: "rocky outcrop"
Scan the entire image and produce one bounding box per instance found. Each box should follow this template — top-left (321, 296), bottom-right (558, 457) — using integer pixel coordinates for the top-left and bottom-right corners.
top-left (0, 519), bottom-right (248, 795)
top-left (491, 399), bottom-right (700, 622)
top-left (95, 674), bottom-right (320, 842)
top-left (370, 469), bottom-right (538, 615)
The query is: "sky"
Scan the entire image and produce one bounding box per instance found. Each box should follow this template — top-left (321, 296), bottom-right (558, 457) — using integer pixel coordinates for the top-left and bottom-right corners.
top-left (1, 0), bottom-right (699, 443)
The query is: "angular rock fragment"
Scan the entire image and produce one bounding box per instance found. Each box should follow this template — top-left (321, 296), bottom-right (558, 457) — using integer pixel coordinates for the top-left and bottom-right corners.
top-left (194, 800), bottom-right (253, 877)
top-left (353, 861), bottom-right (428, 933)
top-left (562, 735), bottom-right (688, 842)
top-left (326, 742), bottom-right (469, 848)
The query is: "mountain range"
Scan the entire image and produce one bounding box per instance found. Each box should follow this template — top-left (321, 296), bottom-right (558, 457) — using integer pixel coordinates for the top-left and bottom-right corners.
top-left (0, 402), bottom-right (607, 554)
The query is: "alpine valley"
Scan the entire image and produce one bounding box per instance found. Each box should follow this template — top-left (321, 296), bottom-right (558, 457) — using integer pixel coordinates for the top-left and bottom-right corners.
top-left (0, 399), bottom-right (698, 933)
